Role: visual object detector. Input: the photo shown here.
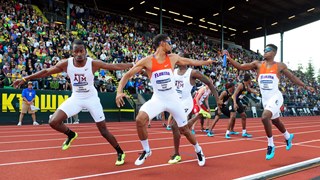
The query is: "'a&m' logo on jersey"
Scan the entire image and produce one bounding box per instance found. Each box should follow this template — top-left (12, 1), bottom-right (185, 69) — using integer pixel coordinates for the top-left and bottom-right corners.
top-left (73, 74), bottom-right (88, 86)
top-left (175, 80), bottom-right (184, 89)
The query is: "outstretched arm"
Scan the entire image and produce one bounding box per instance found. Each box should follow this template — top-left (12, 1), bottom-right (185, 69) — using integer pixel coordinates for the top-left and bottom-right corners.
top-left (13, 60), bottom-right (67, 88)
top-left (192, 70), bottom-right (220, 105)
top-left (116, 59), bottom-right (146, 107)
top-left (94, 60), bottom-right (133, 71)
top-left (175, 54), bottom-right (214, 66)
top-left (224, 51), bottom-right (258, 70)
top-left (227, 57), bottom-right (258, 70)
top-left (281, 64), bottom-right (314, 91)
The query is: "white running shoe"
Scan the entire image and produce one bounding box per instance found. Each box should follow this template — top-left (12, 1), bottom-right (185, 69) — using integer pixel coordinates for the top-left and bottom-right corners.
top-left (135, 150), bottom-right (152, 166)
top-left (17, 122), bottom-right (22, 126)
top-left (196, 149), bottom-right (206, 166)
top-left (33, 121), bottom-right (39, 125)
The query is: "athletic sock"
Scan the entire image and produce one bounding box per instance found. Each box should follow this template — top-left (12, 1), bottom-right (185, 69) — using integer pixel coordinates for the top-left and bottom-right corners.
top-left (226, 130), bottom-right (230, 135)
top-left (242, 129), bottom-right (247, 134)
top-left (64, 128), bottom-right (75, 139)
top-left (141, 139), bottom-right (150, 152)
top-left (267, 136), bottom-right (275, 147)
top-left (194, 142), bottom-right (202, 153)
top-left (115, 145), bottom-right (124, 154)
top-left (283, 130), bottom-right (290, 140)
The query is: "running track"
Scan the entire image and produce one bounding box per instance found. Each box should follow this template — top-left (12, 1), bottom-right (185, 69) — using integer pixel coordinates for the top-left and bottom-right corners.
top-left (0, 116), bottom-right (319, 179)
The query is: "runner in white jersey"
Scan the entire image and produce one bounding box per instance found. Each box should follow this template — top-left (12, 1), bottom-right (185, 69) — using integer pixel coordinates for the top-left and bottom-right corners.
top-left (224, 44), bottom-right (314, 160)
top-left (167, 64), bottom-right (220, 164)
top-left (191, 85), bottom-right (213, 132)
top-left (13, 39), bottom-right (133, 166)
top-left (116, 34), bottom-right (214, 166)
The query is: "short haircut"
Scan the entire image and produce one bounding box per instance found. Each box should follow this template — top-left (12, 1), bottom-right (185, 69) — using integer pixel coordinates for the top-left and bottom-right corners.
top-left (225, 82), bottom-right (235, 89)
top-left (72, 39), bottom-right (86, 49)
top-left (266, 44), bottom-right (278, 52)
top-left (153, 34), bottom-right (168, 49)
top-left (244, 73), bottom-right (252, 81)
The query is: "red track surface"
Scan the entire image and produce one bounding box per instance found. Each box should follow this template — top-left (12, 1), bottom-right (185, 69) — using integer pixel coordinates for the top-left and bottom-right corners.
top-left (0, 116), bottom-right (319, 180)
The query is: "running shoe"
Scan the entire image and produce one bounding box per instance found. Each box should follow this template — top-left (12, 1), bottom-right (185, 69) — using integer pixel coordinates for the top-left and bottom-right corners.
top-left (115, 153), bottom-right (126, 166)
top-left (266, 146), bottom-right (275, 160)
top-left (285, 134), bottom-right (294, 150)
top-left (196, 149), bottom-right (205, 166)
top-left (135, 150), bottom-right (152, 166)
top-left (199, 109), bottom-right (211, 119)
top-left (229, 131), bottom-right (239, 135)
top-left (207, 131), bottom-right (214, 137)
top-left (242, 133), bottom-right (252, 138)
top-left (168, 154), bottom-right (182, 164)
top-left (62, 132), bottom-right (78, 150)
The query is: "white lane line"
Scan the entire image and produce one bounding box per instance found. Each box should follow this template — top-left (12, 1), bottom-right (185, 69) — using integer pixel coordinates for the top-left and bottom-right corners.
top-left (0, 129), bottom-right (319, 166)
top-left (0, 138), bottom-right (250, 167)
top-left (62, 145), bottom-right (290, 180)
top-left (1, 123), bottom-right (319, 145)
top-left (0, 119), bottom-right (318, 134)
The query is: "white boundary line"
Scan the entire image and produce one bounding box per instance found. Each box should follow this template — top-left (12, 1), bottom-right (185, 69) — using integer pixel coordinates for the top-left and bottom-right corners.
top-left (235, 157), bottom-right (320, 180)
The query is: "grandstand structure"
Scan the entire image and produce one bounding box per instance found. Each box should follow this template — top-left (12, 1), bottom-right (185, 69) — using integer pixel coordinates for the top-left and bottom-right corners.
top-left (63, 0), bottom-right (320, 50)
top-left (0, 0), bottom-right (319, 124)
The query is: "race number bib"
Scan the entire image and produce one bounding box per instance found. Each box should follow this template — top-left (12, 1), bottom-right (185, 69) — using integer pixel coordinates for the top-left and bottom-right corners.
top-left (73, 82), bottom-right (90, 92)
top-left (260, 80), bottom-right (273, 90)
top-left (156, 78), bottom-right (173, 91)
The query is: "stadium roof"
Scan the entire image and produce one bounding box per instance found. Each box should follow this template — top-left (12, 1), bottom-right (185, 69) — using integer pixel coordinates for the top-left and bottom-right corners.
top-left (71, 0), bottom-right (320, 47)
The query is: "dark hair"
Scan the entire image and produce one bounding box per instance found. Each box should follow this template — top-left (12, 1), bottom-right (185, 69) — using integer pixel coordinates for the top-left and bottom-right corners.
top-left (153, 34), bottom-right (168, 49)
top-left (72, 39), bottom-right (86, 49)
top-left (243, 73), bottom-right (251, 81)
top-left (266, 44), bottom-right (278, 52)
top-left (226, 82), bottom-right (235, 89)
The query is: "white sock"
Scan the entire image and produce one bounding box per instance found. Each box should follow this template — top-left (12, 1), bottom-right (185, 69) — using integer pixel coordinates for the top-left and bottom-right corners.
top-left (283, 130), bottom-right (290, 140)
top-left (194, 142), bottom-right (202, 153)
top-left (267, 136), bottom-right (275, 147)
top-left (141, 140), bottom-right (150, 152)
top-left (226, 130), bottom-right (230, 135)
top-left (242, 129), bottom-right (247, 134)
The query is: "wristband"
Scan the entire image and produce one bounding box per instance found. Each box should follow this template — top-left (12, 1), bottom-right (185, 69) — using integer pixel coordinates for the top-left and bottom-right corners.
top-left (22, 78), bottom-right (27, 82)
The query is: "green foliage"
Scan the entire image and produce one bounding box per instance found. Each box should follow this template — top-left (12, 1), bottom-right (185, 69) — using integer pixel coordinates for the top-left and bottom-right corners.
top-left (297, 63), bottom-right (303, 72)
top-left (305, 60), bottom-right (315, 80)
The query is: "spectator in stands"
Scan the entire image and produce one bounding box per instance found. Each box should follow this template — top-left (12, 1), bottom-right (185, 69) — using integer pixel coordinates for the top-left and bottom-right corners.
top-left (3, 73), bottom-right (13, 88)
top-left (17, 81), bottom-right (39, 126)
top-left (99, 83), bottom-right (107, 92)
top-left (313, 105), bottom-right (319, 115)
top-left (135, 78), bottom-right (144, 94)
top-left (0, 69), bottom-right (5, 88)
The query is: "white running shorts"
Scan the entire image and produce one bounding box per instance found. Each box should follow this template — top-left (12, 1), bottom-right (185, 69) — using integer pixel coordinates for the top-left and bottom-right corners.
top-left (58, 95), bottom-right (105, 122)
top-left (140, 95), bottom-right (188, 127)
top-left (262, 92), bottom-right (283, 119)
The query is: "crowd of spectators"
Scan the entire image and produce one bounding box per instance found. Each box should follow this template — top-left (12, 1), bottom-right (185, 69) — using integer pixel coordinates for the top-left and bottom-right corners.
top-left (0, 0), bottom-right (319, 113)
